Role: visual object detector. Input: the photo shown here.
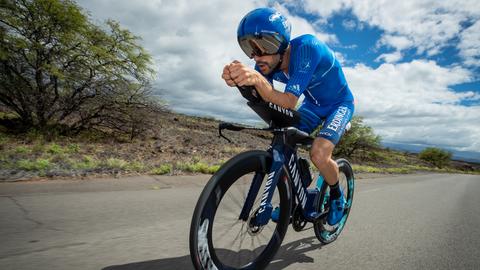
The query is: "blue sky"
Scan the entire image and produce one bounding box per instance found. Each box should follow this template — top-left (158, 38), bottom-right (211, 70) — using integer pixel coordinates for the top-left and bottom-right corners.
top-left (288, 7), bottom-right (388, 68)
top-left (79, 0), bottom-right (480, 160)
top-left (292, 3), bottom-right (480, 110)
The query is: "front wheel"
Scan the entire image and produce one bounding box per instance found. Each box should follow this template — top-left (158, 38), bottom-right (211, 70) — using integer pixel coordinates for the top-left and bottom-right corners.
top-left (314, 158), bottom-right (355, 244)
top-left (189, 150), bottom-right (292, 270)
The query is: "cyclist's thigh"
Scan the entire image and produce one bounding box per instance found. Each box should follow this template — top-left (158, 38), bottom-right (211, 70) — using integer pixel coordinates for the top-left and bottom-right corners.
top-left (317, 101), bottom-right (354, 145)
top-left (295, 102), bottom-right (325, 134)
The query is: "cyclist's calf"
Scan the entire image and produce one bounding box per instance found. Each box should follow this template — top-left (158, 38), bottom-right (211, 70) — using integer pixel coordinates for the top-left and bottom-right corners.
top-left (310, 138), bottom-right (339, 186)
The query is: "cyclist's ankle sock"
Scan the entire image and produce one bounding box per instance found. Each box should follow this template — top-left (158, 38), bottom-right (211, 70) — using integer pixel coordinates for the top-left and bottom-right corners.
top-left (329, 182), bottom-right (341, 199)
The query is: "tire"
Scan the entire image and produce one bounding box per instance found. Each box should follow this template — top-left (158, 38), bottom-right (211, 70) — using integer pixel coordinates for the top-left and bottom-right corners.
top-left (314, 158), bottom-right (355, 244)
top-left (189, 150), bottom-right (292, 270)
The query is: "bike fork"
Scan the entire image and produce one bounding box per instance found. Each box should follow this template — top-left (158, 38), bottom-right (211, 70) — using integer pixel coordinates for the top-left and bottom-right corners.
top-left (238, 149), bottom-right (285, 226)
top-left (238, 171), bottom-right (264, 221)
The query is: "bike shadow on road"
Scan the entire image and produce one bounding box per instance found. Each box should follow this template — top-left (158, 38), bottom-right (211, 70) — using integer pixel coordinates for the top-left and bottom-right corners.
top-left (102, 236), bottom-right (323, 270)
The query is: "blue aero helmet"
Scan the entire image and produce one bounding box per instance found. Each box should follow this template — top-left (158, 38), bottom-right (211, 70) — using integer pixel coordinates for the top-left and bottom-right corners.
top-left (237, 8), bottom-right (291, 58)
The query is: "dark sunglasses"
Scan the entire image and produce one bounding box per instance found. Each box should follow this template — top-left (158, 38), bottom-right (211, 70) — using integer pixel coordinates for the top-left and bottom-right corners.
top-left (238, 34), bottom-right (284, 58)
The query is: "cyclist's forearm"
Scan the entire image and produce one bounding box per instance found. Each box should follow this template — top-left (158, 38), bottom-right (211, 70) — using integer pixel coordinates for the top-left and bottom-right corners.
top-left (254, 74), bottom-right (297, 109)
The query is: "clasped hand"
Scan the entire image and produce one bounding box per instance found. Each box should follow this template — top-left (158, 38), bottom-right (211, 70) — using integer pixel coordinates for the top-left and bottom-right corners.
top-left (222, 60), bottom-right (259, 87)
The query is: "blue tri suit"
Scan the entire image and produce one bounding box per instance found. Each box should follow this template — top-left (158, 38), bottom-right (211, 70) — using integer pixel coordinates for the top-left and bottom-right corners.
top-left (256, 34), bottom-right (355, 145)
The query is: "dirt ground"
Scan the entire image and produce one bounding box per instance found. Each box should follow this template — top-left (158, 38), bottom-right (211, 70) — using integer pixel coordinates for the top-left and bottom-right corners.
top-left (0, 110), bottom-right (478, 181)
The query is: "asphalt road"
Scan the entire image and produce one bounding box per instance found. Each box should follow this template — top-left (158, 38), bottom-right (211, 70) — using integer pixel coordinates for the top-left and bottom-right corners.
top-left (0, 173), bottom-right (479, 270)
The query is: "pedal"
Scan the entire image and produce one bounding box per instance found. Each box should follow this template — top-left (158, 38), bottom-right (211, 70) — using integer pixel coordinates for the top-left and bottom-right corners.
top-left (305, 210), bottom-right (329, 222)
top-left (307, 211), bottom-right (322, 220)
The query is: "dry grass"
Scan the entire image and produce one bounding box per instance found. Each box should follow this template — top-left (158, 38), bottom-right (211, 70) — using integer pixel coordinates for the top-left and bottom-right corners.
top-left (0, 111), bottom-right (478, 180)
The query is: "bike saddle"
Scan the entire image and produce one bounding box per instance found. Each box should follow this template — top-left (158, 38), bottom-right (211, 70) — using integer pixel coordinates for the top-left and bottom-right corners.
top-left (284, 127), bottom-right (314, 146)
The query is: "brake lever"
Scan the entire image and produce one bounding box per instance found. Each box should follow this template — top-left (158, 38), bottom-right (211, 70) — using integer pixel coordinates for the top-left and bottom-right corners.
top-left (219, 122), bottom-right (245, 143)
top-left (219, 126), bottom-right (233, 143)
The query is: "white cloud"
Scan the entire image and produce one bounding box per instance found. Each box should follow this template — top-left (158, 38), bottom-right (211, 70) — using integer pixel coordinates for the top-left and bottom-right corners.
top-left (345, 60), bottom-right (480, 151)
top-left (273, 3), bottom-right (338, 44)
top-left (303, 0), bottom-right (350, 18)
top-left (458, 20), bottom-right (480, 67)
top-left (375, 51), bottom-right (403, 63)
top-left (78, 0), bottom-right (268, 123)
top-left (378, 35), bottom-right (414, 51)
top-left (77, 0), bottom-right (339, 124)
top-left (335, 51), bottom-right (347, 65)
top-left (342, 19), bottom-right (356, 30)
top-left (304, 0), bottom-right (480, 65)
top-left (77, 1), bottom-right (480, 152)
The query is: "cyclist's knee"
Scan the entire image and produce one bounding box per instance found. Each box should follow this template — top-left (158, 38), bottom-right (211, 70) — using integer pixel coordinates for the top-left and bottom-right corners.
top-left (310, 138), bottom-right (334, 168)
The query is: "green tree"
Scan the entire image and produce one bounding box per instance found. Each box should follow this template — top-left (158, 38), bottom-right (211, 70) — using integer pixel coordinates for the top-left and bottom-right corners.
top-left (419, 147), bottom-right (452, 168)
top-left (0, 0), bottom-right (162, 137)
top-left (334, 116), bottom-right (381, 158)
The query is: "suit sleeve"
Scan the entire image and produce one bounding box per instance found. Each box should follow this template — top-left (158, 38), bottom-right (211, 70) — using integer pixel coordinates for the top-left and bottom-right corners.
top-left (285, 43), bottom-right (320, 97)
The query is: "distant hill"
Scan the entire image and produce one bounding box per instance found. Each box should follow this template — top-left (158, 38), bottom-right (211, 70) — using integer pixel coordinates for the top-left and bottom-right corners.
top-left (382, 142), bottom-right (480, 164)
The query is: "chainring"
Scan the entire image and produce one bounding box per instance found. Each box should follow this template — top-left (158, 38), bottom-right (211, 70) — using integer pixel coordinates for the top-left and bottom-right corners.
top-left (292, 206), bottom-right (307, 232)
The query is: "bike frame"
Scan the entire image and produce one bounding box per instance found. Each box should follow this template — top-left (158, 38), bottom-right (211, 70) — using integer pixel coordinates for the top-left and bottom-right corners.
top-left (238, 128), bottom-right (325, 227)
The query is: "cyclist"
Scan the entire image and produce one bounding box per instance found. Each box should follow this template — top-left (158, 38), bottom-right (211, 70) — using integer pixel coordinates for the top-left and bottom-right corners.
top-left (222, 7), bottom-right (355, 226)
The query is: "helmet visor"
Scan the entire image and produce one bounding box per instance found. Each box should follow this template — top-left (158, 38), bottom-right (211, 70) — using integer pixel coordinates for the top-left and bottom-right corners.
top-left (238, 34), bottom-right (283, 58)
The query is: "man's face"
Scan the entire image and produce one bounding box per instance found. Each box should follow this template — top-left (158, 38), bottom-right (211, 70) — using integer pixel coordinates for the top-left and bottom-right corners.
top-left (254, 54), bottom-right (280, 75)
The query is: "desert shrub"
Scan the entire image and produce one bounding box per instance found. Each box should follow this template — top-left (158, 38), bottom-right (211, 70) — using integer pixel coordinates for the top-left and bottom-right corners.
top-left (419, 147), bottom-right (452, 168)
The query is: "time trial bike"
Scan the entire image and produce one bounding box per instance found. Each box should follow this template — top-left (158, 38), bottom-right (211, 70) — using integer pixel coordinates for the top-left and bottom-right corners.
top-left (189, 86), bottom-right (355, 270)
